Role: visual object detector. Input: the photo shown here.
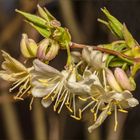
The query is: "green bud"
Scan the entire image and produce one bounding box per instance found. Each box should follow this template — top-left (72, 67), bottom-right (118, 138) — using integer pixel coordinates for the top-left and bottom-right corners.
top-left (100, 7), bottom-right (123, 39)
top-left (37, 4), bottom-right (55, 22)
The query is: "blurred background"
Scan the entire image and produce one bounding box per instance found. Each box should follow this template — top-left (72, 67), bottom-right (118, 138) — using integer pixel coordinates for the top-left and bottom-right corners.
top-left (0, 0), bottom-right (140, 140)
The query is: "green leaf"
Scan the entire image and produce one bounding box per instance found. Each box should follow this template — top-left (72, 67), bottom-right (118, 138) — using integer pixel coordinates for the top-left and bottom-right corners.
top-left (16, 9), bottom-right (46, 28)
top-left (123, 24), bottom-right (136, 48)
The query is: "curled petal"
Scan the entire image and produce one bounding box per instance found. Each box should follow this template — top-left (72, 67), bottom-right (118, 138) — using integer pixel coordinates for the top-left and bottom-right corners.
top-left (37, 39), bottom-right (49, 60)
top-left (65, 81), bottom-right (90, 95)
top-left (44, 41), bottom-right (59, 61)
top-left (88, 109), bottom-right (108, 133)
top-left (127, 98), bottom-right (139, 107)
top-left (41, 99), bottom-right (52, 108)
top-left (111, 93), bottom-right (124, 101)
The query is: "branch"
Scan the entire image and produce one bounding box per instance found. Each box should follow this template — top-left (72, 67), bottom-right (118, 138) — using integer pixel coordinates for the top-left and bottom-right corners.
top-left (71, 42), bottom-right (140, 62)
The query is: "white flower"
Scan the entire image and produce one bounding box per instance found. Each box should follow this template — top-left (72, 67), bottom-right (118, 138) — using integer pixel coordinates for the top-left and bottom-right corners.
top-left (82, 46), bottom-right (107, 70)
top-left (76, 68), bottom-right (139, 132)
top-left (31, 59), bottom-right (92, 116)
top-left (87, 86), bottom-right (138, 132)
top-left (0, 51), bottom-right (31, 100)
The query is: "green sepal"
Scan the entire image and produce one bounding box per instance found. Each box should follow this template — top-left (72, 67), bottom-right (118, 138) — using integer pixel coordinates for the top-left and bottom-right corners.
top-left (26, 21), bottom-right (51, 38)
top-left (16, 9), bottom-right (46, 28)
top-left (131, 62), bottom-right (140, 77)
top-left (123, 24), bottom-right (136, 48)
top-left (109, 60), bottom-right (125, 67)
top-left (105, 43), bottom-right (127, 67)
top-left (129, 76), bottom-right (136, 89)
top-left (37, 4), bottom-right (56, 22)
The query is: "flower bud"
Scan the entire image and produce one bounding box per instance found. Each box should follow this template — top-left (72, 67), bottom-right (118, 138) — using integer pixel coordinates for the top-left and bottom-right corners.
top-left (101, 8), bottom-right (123, 39)
top-left (20, 34), bottom-right (38, 58)
top-left (37, 39), bottom-right (59, 61)
top-left (44, 40), bottom-right (59, 61)
top-left (105, 68), bottom-right (122, 92)
top-left (114, 68), bottom-right (135, 91)
top-left (37, 39), bottom-right (49, 60)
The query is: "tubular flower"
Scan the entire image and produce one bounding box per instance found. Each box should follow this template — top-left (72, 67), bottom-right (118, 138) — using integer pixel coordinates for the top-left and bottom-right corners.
top-left (76, 68), bottom-right (138, 133)
top-left (31, 59), bottom-right (91, 116)
top-left (87, 84), bottom-right (138, 133)
top-left (0, 51), bottom-right (32, 100)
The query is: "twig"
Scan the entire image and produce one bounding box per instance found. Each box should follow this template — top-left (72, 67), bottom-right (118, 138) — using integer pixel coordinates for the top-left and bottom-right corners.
top-left (71, 42), bottom-right (140, 62)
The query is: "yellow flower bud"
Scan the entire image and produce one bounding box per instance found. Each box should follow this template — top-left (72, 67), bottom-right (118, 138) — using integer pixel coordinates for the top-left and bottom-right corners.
top-left (20, 34), bottom-right (38, 58)
top-left (20, 34), bottom-right (31, 58)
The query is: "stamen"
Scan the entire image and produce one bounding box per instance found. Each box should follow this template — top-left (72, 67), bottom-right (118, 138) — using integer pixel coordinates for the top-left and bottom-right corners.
top-left (58, 93), bottom-right (68, 113)
top-left (81, 100), bottom-right (95, 112)
top-left (54, 82), bottom-right (64, 111)
top-left (29, 97), bottom-right (34, 110)
top-left (78, 96), bottom-right (91, 101)
top-left (118, 109), bottom-right (128, 113)
top-left (58, 89), bottom-right (67, 102)
top-left (114, 105), bottom-right (118, 131)
top-left (91, 101), bottom-right (98, 113)
top-left (65, 92), bottom-right (70, 105)
top-left (19, 85), bottom-right (31, 98)
top-left (43, 82), bottom-right (60, 100)
top-left (9, 75), bottom-right (29, 92)
top-left (103, 69), bottom-right (107, 91)
top-left (70, 115), bottom-right (81, 120)
top-left (73, 94), bottom-right (76, 117)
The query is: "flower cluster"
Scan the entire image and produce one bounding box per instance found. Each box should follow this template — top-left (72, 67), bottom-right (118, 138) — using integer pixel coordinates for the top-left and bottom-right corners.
top-left (0, 6), bottom-right (140, 133)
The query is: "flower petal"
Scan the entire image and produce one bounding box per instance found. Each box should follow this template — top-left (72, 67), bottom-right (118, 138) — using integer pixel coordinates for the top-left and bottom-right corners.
top-left (41, 99), bottom-right (52, 108)
top-left (1, 50), bottom-right (27, 73)
top-left (33, 59), bottom-right (61, 78)
top-left (127, 98), bottom-right (139, 107)
top-left (31, 85), bottom-right (55, 97)
top-left (65, 81), bottom-right (90, 95)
